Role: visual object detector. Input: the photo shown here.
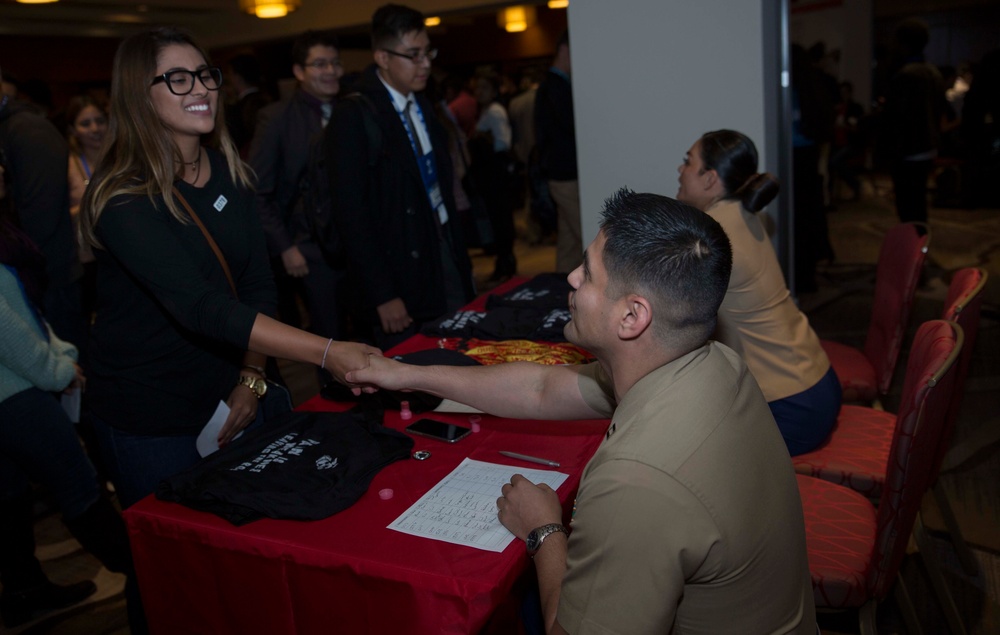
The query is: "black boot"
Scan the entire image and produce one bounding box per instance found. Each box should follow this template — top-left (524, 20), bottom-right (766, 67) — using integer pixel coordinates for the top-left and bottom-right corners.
top-left (64, 496), bottom-right (149, 634)
top-left (0, 579), bottom-right (98, 628)
top-left (0, 490), bottom-right (97, 628)
top-left (64, 496), bottom-right (134, 575)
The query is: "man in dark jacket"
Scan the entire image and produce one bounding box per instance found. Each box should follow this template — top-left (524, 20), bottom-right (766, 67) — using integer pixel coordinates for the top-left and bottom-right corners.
top-left (884, 18), bottom-right (944, 224)
top-left (250, 31), bottom-right (345, 347)
top-left (0, 90), bottom-right (84, 350)
top-left (535, 31), bottom-right (581, 273)
top-left (324, 3), bottom-right (473, 348)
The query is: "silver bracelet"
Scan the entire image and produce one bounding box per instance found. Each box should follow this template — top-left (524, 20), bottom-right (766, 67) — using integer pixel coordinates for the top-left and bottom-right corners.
top-left (320, 338), bottom-right (334, 370)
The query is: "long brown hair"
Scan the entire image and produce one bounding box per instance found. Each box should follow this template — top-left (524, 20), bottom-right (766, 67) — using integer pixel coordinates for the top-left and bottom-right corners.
top-left (80, 27), bottom-right (252, 248)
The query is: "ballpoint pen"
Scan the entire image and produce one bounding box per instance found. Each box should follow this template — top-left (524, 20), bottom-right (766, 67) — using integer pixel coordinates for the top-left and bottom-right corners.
top-left (498, 451), bottom-right (561, 467)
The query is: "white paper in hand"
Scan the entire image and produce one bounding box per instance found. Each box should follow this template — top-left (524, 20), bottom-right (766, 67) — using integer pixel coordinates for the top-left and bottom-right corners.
top-left (196, 400), bottom-right (237, 457)
top-left (61, 387), bottom-right (81, 423)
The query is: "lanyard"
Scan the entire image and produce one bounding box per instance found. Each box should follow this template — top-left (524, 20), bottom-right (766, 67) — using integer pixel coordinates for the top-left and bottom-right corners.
top-left (396, 100), bottom-right (448, 225)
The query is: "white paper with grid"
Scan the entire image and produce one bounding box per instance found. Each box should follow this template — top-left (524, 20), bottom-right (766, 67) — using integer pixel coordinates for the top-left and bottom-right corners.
top-left (387, 457), bottom-right (568, 551)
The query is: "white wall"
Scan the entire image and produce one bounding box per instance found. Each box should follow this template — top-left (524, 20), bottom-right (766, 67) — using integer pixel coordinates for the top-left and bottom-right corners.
top-left (569, 0), bottom-right (773, 248)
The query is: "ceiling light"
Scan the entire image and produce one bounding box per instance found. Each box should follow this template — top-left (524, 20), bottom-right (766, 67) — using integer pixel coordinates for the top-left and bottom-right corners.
top-left (425, 16), bottom-right (441, 27)
top-left (498, 6), bottom-right (536, 33)
top-left (16, 0), bottom-right (60, 4)
top-left (547, 0), bottom-right (569, 8)
top-left (238, 0), bottom-right (300, 19)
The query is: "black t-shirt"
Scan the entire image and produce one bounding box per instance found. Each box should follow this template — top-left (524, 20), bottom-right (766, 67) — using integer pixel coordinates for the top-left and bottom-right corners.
top-left (157, 409), bottom-right (414, 525)
top-left (89, 149), bottom-right (276, 435)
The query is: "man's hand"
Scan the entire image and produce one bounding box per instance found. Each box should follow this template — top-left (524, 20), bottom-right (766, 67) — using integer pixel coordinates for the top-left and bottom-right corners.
top-left (324, 341), bottom-right (383, 394)
top-left (281, 245), bottom-right (309, 278)
top-left (496, 474), bottom-right (563, 541)
top-left (345, 354), bottom-right (410, 391)
top-left (220, 383), bottom-right (259, 446)
top-left (376, 298), bottom-right (413, 334)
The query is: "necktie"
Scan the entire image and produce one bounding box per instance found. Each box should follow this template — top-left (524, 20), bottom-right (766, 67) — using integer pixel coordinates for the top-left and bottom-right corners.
top-left (320, 102), bottom-right (332, 128)
top-left (406, 99), bottom-right (426, 155)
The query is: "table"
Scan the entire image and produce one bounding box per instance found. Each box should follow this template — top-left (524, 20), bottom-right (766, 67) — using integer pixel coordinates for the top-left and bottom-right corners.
top-left (124, 279), bottom-right (609, 635)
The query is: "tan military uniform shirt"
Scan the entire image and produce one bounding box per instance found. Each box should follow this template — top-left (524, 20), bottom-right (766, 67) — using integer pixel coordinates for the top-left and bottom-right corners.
top-left (707, 199), bottom-right (829, 402)
top-left (563, 344), bottom-right (816, 634)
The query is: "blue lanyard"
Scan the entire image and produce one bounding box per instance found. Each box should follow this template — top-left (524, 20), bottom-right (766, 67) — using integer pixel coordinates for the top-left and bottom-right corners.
top-left (396, 100), bottom-right (447, 223)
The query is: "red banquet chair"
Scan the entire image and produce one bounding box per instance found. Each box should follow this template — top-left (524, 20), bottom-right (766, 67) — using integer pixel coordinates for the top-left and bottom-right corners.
top-left (821, 222), bottom-right (929, 403)
top-left (928, 268), bottom-right (989, 576)
top-left (794, 269), bottom-right (987, 501)
top-left (797, 320), bottom-right (963, 635)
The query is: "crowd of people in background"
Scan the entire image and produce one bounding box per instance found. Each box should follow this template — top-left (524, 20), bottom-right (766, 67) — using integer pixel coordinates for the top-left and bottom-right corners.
top-left (790, 19), bottom-right (998, 291)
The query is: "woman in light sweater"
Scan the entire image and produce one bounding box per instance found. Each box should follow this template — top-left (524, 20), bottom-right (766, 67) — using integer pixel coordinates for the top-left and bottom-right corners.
top-left (676, 129), bottom-right (841, 455)
top-left (0, 167), bottom-right (133, 628)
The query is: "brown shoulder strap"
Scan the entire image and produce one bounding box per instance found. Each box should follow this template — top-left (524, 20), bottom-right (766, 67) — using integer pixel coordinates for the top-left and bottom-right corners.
top-left (171, 186), bottom-right (238, 299)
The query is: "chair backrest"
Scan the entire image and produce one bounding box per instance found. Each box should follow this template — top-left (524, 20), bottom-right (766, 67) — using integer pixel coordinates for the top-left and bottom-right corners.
top-left (863, 222), bottom-right (930, 395)
top-left (868, 319), bottom-right (962, 599)
top-left (930, 268), bottom-right (989, 480)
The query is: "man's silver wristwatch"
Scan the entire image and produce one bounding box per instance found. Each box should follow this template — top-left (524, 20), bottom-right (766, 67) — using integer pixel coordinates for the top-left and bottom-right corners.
top-left (526, 523), bottom-right (569, 557)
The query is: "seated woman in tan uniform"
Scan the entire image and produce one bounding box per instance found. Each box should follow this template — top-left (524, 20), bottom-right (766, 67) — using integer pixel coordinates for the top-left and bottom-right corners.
top-left (676, 129), bottom-right (841, 455)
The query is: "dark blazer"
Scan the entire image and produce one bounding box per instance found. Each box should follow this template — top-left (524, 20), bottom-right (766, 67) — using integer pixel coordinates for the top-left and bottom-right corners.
top-left (0, 98), bottom-right (78, 287)
top-left (248, 89), bottom-right (322, 257)
top-left (228, 88), bottom-right (272, 157)
top-left (324, 65), bottom-right (473, 326)
top-left (534, 69), bottom-right (578, 181)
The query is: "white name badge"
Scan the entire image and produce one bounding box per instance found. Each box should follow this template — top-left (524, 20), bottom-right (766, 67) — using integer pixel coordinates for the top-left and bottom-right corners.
top-left (429, 184), bottom-right (448, 224)
top-left (214, 195), bottom-right (228, 212)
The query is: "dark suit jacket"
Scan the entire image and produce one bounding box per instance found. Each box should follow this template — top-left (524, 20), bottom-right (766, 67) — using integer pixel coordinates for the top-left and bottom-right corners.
top-left (248, 90), bottom-right (322, 257)
top-left (0, 98), bottom-right (79, 287)
top-left (324, 65), bottom-right (473, 326)
top-left (228, 88), bottom-right (271, 158)
top-left (534, 69), bottom-right (578, 181)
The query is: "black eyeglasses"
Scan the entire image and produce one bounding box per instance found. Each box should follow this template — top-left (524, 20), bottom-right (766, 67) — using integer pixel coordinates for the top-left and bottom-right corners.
top-left (151, 67), bottom-right (223, 96)
top-left (381, 48), bottom-right (438, 64)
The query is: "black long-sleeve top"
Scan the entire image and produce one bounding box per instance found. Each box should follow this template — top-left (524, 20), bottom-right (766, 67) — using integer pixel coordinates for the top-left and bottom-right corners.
top-left (89, 149), bottom-right (276, 435)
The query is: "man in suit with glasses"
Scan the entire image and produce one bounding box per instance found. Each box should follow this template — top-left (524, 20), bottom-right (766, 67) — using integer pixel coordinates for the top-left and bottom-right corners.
top-left (324, 3), bottom-right (474, 349)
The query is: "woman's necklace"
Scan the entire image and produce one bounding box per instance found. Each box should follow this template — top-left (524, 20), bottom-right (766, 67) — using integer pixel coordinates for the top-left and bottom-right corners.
top-left (181, 147), bottom-right (202, 185)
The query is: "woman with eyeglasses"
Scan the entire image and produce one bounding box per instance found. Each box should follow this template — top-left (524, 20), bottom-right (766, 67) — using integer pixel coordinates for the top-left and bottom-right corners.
top-left (676, 129), bottom-right (841, 456)
top-left (79, 27), bottom-right (379, 511)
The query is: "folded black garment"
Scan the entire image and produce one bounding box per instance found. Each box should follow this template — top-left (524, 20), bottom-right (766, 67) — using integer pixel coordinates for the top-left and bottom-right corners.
top-left (485, 273), bottom-right (572, 312)
top-left (321, 348), bottom-right (481, 412)
top-left (156, 409), bottom-right (413, 525)
top-left (471, 306), bottom-right (572, 343)
top-left (419, 309), bottom-right (486, 338)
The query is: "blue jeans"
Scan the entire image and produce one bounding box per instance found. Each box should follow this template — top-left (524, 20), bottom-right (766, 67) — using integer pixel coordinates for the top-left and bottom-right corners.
top-left (0, 388), bottom-right (99, 519)
top-left (90, 405), bottom-right (267, 509)
top-left (768, 366), bottom-right (843, 456)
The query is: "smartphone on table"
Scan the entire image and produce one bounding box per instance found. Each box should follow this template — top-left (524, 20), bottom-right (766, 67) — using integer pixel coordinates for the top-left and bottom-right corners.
top-left (405, 418), bottom-right (472, 443)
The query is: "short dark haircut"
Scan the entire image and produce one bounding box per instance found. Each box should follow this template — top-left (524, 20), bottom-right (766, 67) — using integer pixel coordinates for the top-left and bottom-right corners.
top-left (599, 188), bottom-right (732, 349)
top-left (292, 30), bottom-right (338, 68)
top-left (229, 54), bottom-right (262, 86)
top-left (371, 4), bottom-right (426, 51)
top-left (699, 129), bottom-right (780, 213)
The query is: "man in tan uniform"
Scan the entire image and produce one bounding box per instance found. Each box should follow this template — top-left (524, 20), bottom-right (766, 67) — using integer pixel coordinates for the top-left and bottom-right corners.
top-left (349, 189), bottom-right (816, 634)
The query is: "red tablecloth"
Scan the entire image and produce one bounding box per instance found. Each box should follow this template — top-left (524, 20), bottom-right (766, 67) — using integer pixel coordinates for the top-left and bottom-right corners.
top-left (124, 278), bottom-right (608, 635)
